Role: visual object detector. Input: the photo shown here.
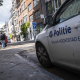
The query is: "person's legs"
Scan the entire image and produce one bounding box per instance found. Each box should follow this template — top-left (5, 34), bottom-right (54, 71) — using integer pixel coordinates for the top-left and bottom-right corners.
top-left (0, 42), bottom-right (2, 48)
top-left (1, 41), bottom-right (3, 48)
top-left (3, 41), bottom-right (5, 48)
top-left (5, 43), bottom-right (7, 47)
top-left (1, 41), bottom-right (5, 48)
top-left (5, 43), bottom-right (6, 47)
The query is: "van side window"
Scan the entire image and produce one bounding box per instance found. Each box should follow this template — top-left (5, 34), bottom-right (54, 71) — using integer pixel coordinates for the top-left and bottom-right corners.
top-left (57, 0), bottom-right (80, 23)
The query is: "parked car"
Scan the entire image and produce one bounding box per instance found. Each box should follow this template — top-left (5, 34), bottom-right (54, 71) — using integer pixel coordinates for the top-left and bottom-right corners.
top-left (35, 0), bottom-right (80, 71)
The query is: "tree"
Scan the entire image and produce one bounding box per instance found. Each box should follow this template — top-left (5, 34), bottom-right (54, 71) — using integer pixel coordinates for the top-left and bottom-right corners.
top-left (25, 21), bottom-right (30, 28)
top-left (10, 34), bottom-right (13, 39)
top-left (0, 0), bottom-right (3, 6)
top-left (20, 21), bottom-right (30, 39)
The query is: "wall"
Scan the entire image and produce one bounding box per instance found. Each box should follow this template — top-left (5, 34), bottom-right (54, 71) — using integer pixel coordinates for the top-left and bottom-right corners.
top-left (21, 0), bottom-right (27, 23)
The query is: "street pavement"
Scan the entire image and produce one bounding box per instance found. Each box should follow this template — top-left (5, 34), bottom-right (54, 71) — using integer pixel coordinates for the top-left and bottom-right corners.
top-left (0, 41), bottom-right (63, 80)
top-left (18, 49), bottom-right (80, 80)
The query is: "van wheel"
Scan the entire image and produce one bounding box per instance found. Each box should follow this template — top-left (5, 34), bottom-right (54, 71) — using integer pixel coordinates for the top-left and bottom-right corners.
top-left (36, 43), bottom-right (52, 68)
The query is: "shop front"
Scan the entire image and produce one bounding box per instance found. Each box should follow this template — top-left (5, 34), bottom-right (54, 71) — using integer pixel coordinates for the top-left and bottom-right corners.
top-left (28, 22), bottom-right (44, 40)
top-left (33, 22), bottom-right (44, 40)
top-left (28, 26), bottom-right (34, 40)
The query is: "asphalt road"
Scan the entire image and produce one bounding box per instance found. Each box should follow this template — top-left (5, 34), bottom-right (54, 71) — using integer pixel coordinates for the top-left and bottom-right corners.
top-left (3, 41), bottom-right (80, 80)
top-left (19, 50), bottom-right (80, 80)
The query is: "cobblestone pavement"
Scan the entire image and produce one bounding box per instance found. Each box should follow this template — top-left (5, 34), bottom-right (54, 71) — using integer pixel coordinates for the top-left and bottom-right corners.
top-left (0, 42), bottom-right (63, 80)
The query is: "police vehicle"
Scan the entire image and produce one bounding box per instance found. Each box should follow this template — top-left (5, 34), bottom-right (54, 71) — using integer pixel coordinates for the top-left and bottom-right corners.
top-left (35, 0), bottom-right (80, 70)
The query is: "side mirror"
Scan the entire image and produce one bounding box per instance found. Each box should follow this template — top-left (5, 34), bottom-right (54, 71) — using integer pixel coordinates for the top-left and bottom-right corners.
top-left (44, 15), bottom-right (54, 25)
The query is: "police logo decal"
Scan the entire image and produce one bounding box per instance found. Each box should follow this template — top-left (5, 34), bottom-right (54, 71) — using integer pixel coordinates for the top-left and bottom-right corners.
top-left (49, 31), bottom-right (53, 38)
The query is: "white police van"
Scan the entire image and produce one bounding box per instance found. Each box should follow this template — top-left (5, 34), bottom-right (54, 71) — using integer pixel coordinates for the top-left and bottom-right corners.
top-left (35, 0), bottom-right (80, 70)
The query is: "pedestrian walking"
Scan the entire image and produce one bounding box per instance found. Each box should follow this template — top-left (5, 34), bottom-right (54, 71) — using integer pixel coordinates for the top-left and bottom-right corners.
top-left (4, 33), bottom-right (7, 47)
top-left (0, 33), bottom-right (5, 49)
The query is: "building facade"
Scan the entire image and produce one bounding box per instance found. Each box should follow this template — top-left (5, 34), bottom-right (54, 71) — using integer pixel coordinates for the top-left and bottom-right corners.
top-left (8, 0), bottom-right (65, 41)
top-left (8, 18), bottom-right (14, 35)
top-left (26, 0), bottom-right (65, 40)
top-left (25, 0), bottom-right (44, 40)
top-left (16, 0), bottom-right (29, 41)
top-left (3, 22), bottom-right (9, 37)
top-left (16, 0), bottom-right (22, 41)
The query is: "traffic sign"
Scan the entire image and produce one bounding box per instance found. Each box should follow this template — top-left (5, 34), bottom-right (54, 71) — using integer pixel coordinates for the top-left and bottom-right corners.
top-left (40, 14), bottom-right (44, 18)
top-left (32, 22), bottom-right (36, 30)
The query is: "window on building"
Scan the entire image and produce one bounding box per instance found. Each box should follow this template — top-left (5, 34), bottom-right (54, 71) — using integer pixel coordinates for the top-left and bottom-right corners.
top-left (19, 11), bottom-right (20, 16)
top-left (20, 21), bottom-right (21, 26)
top-left (17, 27), bottom-right (19, 32)
top-left (26, 15), bottom-right (27, 22)
top-left (16, 27), bottom-right (17, 32)
top-left (19, 21), bottom-right (20, 26)
top-left (17, 19), bottom-right (18, 24)
top-left (23, 16), bottom-right (26, 23)
top-left (20, 8), bottom-right (21, 13)
top-left (46, 0), bottom-right (61, 15)
top-left (11, 28), bottom-right (12, 32)
top-left (13, 5), bottom-right (14, 9)
top-left (16, 27), bottom-right (19, 32)
top-left (19, 21), bottom-right (21, 26)
top-left (54, 0), bottom-right (61, 12)
top-left (23, 16), bottom-right (24, 23)
top-left (14, 20), bottom-right (16, 25)
top-left (16, 11), bottom-right (17, 16)
top-left (8, 28), bottom-right (9, 32)
top-left (28, 3), bottom-right (32, 11)
top-left (21, 20), bottom-right (22, 25)
top-left (18, 11), bottom-right (19, 16)
top-left (35, 10), bottom-right (40, 19)
top-left (18, 10), bottom-right (20, 16)
top-left (10, 21), bottom-right (12, 26)
top-left (46, 1), bottom-right (53, 15)
top-left (17, 27), bottom-right (18, 32)
top-left (29, 15), bottom-right (33, 22)
top-left (34, 0), bottom-right (39, 7)
top-left (22, 4), bottom-right (24, 11)
top-left (13, 12), bottom-right (15, 17)
top-left (24, 2), bottom-right (26, 9)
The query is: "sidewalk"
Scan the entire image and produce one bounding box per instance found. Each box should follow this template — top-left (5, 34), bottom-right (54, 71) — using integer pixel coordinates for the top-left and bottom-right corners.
top-left (8, 40), bottom-right (35, 45)
top-left (0, 45), bottom-right (62, 80)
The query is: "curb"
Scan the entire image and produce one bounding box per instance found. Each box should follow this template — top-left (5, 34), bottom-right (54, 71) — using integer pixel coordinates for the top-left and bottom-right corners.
top-left (8, 40), bottom-right (35, 45)
top-left (15, 50), bottom-right (63, 80)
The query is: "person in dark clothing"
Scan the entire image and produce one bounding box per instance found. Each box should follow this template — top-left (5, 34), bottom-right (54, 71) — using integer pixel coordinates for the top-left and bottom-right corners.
top-left (4, 33), bottom-right (7, 47)
top-left (0, 33), bottom-right (2, 40)
top-left (0, 33), bottom-right (5, 49)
